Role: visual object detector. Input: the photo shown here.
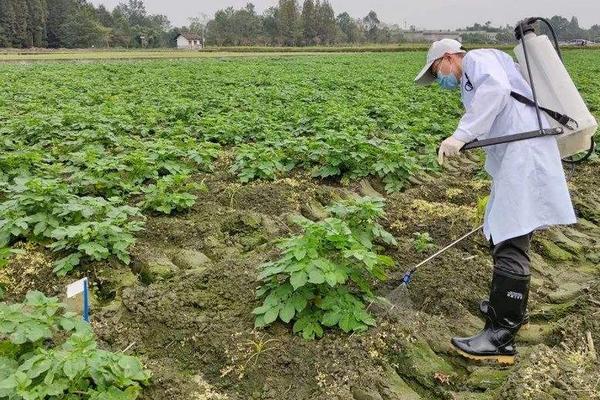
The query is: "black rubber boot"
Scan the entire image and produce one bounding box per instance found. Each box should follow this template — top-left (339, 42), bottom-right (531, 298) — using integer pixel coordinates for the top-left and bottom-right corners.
top-left (479, 300), bottom-right (530, 330)
top-left (451, 270), bottom-right (530, 365)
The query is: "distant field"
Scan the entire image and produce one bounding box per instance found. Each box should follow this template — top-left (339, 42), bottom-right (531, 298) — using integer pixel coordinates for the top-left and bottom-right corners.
top-left (0, 44), bottom-right (516, 62)
top-left (0, 49), bottom-right (334, 62)
top-left (2, 43), bottom-right (599, 62)
top-left (0, 44), bottom-right (419, 61)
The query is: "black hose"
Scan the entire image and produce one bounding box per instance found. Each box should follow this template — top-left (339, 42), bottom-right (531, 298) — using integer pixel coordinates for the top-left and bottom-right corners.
top-left (518, 23), bottom-right (545, 136)
top-left (535, 17), bottom-right (563, 62)
top-left (563, 137), bottom-right (596, 164)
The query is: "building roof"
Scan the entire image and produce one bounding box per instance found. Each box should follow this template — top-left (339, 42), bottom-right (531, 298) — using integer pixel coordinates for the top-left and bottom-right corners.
top-left (177, 33), bottom-right (202, 41)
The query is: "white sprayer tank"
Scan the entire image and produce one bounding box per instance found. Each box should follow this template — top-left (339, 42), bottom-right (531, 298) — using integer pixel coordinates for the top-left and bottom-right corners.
top-left (514, 32), bottom-right (597, 158)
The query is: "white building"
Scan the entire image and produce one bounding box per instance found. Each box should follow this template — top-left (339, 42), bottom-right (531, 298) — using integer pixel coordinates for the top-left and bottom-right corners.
top-left (176, 33), bottom-right (203, 49)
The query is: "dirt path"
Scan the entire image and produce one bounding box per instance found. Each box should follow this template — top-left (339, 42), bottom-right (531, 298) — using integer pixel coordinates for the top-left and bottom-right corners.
top-left (4, 156), bottom-right (599, 399)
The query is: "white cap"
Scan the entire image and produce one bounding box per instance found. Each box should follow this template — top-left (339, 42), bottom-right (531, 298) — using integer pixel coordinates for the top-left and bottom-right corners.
top-left (414, 38), bottom-right (466, 85)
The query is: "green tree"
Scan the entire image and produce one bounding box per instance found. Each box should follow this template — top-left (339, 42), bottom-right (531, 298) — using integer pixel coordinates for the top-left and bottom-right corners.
top-left (301, 0), bottom-right (316, 45)
top-left (47, 0), bottom-right (72, 47)
top-left (0, 0), bottom-right (7, 45)
top-left (59, 3), bottom-right (105, 48)
top-left (262, 6), bottom-right (279, 44)
top-left (362, 10), bottom-right (380, 43)
top-left (277, 0), bottom-right (300, 45)
top-left (541, 15), bottom-right (570, 40)
top-left (315, 0), bottom-right (336, 44)
top-left (188, 16), bottom-right (206, 35)
top-left (232, 4), bottom-right (262, 45)
top-left (115, 0), bottom-right (147, 27)
top-left (0, 0), bottom-right (17, 47)
top-left (590, 25), bottom-right (600, 42)
top-left (0, 0), bottom-right (49, 48)
top-left (95, 4), bottom-right (114, 27)
top-left (110, 7), bottom-right (133, 47)
top-left (27, 0), bottom-right (48, 47)
top-left (336, 12), bottom-right (361, 43)
top-left (566, 16), bottom-right (584, 39)
top-left (3, 0), bottom-right (30, 47)
top-left (206, 7), bottom-right (235, 45)
top-left (110, 0), bottom-right (170, 48)
top-left (144, 14), bottom-right (171, 47)
top-left (376, 26), bottom-right (392, 43)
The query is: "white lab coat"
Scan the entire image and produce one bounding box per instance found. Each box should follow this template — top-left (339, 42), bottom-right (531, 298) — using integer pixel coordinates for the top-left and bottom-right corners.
top-left (452, 49), bottom-right (576, 244)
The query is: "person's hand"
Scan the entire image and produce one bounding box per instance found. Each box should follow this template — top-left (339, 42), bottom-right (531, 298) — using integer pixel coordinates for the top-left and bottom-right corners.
top-left (438, 136), bottom-right (465, 165)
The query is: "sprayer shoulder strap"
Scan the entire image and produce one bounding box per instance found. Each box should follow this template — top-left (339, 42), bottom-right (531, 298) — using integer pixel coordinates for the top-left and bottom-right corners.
top-left (509, 91), bottom-right (577, 129)
top-left (463, 73), bottom-right (576, 130)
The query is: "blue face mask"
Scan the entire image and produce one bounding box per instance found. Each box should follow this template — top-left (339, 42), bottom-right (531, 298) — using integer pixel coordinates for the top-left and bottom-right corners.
top-left (436, 73), bottom-right (459, 90)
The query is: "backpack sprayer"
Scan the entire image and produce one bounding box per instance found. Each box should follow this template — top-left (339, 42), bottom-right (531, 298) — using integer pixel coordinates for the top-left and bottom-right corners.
top-left (387, 18), bottom-right (598, 307)
top-left (462, 17), bottom-right (598, 162)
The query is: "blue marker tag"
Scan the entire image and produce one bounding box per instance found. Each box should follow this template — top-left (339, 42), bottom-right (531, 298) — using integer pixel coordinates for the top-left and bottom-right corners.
top-left (66, 277), bottom-right (90, 323)
top-left (82, 278), bottom-right (90, 323)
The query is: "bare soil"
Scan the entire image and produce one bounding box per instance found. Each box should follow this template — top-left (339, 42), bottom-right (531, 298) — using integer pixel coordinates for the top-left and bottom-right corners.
top-left (4, 156), bottom-right (599, 400)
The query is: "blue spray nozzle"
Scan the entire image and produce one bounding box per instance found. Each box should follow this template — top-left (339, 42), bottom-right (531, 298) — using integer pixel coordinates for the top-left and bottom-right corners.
top-left (401, 271), bottom-right (413, 286)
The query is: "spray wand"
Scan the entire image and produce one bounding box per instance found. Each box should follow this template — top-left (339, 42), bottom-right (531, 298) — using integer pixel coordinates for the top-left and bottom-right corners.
top-left (399, 224), bottom-right (484, 288)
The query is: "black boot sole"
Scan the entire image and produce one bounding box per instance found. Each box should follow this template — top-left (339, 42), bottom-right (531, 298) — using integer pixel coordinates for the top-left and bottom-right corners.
top-left (451, 343), bottom-right (516, 365)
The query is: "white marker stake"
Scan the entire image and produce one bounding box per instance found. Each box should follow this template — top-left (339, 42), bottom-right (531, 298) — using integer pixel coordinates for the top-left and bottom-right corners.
top-left (66, 278), bottom-right (90, 322)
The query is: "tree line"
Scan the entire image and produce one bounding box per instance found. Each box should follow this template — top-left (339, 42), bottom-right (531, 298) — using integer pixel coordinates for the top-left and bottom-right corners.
top-left (204, 1), bottom-right (400, 46)
top-left (0, 0), bottom-right (599, 48)
top-left (461, 16), bottom-right (600, 44)
top-left (538, 16), bottom-right (600, 42)
top-left (0, 0), bottom-right (171, 48)
top-left (0, 0), bottom-right (401, 48)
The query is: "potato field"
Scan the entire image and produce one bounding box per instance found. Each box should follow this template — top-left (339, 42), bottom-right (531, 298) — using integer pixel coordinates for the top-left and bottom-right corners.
top-left (1, 51), bottom-right (599, 399)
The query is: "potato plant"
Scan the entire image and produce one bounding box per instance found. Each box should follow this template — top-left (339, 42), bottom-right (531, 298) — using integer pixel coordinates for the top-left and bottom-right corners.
top-left (0, 177), bottom-right (144, 276)
top-left (139, 174), bottom-right (207, 214)
top-left (253, 197), bottom-right (397, 339)
top-left (0, 291), bottom-right (150, 399)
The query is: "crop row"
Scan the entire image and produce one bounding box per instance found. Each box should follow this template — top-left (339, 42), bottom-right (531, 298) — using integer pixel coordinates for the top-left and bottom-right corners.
top-left (1, 51), bottom-right (598, 275)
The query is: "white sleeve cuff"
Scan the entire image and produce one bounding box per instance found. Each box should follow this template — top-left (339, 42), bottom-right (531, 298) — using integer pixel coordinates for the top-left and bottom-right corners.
top-left (452, 129), bottom-right (473, 143)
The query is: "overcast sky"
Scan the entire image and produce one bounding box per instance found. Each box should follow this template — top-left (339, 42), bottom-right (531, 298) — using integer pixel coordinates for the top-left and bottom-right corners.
top-left (90, 0), bottom-right (599, 30)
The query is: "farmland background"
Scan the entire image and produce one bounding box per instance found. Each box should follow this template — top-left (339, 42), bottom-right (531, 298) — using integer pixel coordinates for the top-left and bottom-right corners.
top-left (1, 49), bottom-right (599, 399)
